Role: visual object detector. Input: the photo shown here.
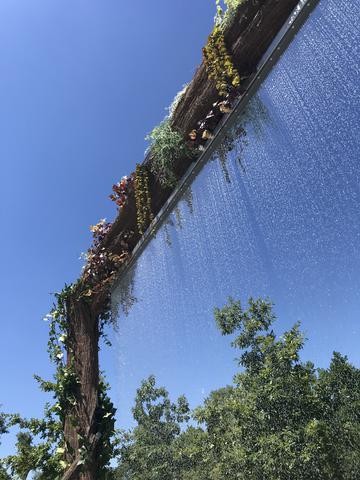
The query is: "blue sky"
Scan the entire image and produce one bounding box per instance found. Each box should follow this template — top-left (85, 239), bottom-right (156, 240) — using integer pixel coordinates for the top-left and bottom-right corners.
top-left (0, 0), bottom-right (215, 456)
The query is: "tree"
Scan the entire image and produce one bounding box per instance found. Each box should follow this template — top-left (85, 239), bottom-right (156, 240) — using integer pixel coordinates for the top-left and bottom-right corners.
top-left (115, 375), bottom-right (190, 480)
top-left (315, 352), bottom-right (360, 478)
top-left (3, 412), bottom-right (64, 480)
top-left (5, 432), bottom-right (35, 480)
top-left (114, 297), bottom-right (360, 479)
top-left (0, 413), bottom-right (11, 480)
top-left (0, 467), bottom-right (10, 480)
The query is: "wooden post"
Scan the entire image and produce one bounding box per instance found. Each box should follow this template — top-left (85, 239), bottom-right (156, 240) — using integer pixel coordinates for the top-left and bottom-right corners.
top-left (63, 296), bottom-right (100, 480)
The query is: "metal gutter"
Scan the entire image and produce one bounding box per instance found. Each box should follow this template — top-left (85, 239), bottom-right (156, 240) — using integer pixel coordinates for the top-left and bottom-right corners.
top-left (112, 0), bottom-right (320, 292)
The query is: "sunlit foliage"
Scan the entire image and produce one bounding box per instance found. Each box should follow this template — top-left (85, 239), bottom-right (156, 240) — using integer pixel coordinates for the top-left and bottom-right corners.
top-left (114, 298), bottom-right (360, 479)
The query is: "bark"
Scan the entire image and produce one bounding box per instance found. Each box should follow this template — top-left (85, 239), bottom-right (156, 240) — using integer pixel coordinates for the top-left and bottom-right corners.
top-left (63, 297), bottom-right (99, 480)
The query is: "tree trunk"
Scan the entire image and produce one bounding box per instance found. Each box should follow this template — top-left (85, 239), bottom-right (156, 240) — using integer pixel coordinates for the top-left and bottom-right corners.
top-left (63, 297), bottom-right (99, 480)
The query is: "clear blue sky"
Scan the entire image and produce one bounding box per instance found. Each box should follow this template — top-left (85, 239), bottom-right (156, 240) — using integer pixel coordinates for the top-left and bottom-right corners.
top-left (0, 0), bottom-right (215, 456)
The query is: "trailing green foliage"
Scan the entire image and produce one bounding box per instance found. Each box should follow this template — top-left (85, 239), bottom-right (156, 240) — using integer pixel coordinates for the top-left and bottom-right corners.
top-left (134, 164), bottom-right (153, 235)
top-left (146, 119), bottom-right (195, 188)
top-left (114, 298), bottom-right (360, 479)
top-left (203, 25), bottom-right (241, 97)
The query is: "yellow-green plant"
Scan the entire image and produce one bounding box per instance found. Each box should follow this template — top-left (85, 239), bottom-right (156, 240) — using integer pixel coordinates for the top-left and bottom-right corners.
top-left (203, 25), bottom-right (241, 97)
top-left (134, 164), bottom-right (153, 235)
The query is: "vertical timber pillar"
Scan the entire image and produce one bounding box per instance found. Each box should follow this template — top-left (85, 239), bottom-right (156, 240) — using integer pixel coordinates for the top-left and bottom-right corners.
top-left (63, 296), bottom-right (100, 480)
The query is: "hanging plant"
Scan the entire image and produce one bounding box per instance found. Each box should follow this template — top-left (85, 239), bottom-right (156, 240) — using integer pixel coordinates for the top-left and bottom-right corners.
top-left (134, 164), bottom-right (153, 235)
top-left (146, 119), bottom-right (196, 188)
top-left (203, 25), bottom-right (241, 97)
top-left (109, 174), bottom-right (134, 209)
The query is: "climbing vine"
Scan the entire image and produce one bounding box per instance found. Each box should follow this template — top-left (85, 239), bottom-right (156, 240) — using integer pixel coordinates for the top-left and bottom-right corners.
top-left (46, 286), bottom-right (119, 477)
top-left (134, 164), bottom-right (153, 235)
top-left (203, 25), bottom-right (241, 97)
top-left (3, 282), bottom-right (119, 479)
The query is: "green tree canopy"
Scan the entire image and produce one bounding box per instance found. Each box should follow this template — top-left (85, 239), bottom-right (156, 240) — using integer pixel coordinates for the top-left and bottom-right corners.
top-left (115, 297), bottom-right (360, 479)
top-left (115, 375), bottom-right (190, 480)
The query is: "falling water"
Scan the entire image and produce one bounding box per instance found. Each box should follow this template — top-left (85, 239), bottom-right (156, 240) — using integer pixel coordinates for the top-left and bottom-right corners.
top-left (111, 0), bottom-right (360, 428)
